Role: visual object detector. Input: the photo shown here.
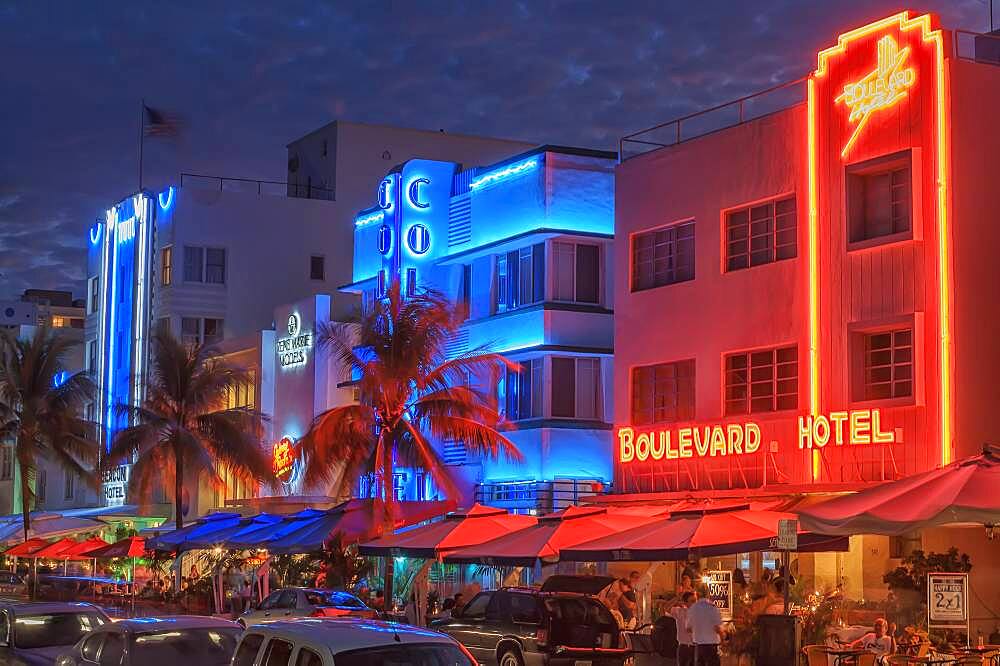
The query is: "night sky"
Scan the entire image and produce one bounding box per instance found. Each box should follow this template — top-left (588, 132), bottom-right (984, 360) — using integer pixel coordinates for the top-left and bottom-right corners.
top-left (0, 1), bottom-right (988, 300)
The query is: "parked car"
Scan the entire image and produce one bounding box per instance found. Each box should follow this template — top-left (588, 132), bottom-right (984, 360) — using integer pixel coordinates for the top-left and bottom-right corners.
top-left (0, 601), bottom-right (110, 666)
top-left (0, 571), bottom-right (27, 597)
top-left (233, 617), bottom-right (476, 666)
top-left (433, 575), bottom-right (632, 666)
top-left (54, 615), bottom-right (241, 666)
top-left (238, 588), bottom-right (375, 627)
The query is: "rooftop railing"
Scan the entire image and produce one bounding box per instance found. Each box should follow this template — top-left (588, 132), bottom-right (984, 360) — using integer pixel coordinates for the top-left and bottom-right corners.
top-left (619, 77), bottom-right (807, 162)
top-left (179, 172), bottom-right (335, 199)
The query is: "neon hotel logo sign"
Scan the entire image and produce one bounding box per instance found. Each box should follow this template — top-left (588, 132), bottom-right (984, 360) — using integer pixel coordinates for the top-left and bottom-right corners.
top-left (618, 409), bottom-right (895, 464)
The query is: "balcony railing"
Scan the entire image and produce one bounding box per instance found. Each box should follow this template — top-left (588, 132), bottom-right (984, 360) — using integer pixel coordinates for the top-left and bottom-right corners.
top-left (474, 478), bottom-right (608, 514)
top-left (179, 172), bottom-right (335, 199)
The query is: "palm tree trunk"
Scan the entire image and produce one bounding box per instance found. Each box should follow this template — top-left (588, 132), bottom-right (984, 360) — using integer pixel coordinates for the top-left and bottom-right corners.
top-left (381, 436), bottom-right (394, 613)
top-left (174, 443), bottom-right (185, 530)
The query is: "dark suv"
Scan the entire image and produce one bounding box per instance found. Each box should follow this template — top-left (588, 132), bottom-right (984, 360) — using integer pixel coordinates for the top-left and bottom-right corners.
top-left (433, 575), bottom-right (631, 666)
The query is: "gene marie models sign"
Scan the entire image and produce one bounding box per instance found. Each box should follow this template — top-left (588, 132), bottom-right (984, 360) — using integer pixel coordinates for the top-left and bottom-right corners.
top-left (276, 312), bottom-right (313, 368)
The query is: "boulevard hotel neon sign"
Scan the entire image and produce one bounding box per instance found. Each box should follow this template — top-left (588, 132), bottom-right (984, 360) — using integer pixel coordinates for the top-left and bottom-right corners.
top-left (618, 409), bottom-right (895, 464)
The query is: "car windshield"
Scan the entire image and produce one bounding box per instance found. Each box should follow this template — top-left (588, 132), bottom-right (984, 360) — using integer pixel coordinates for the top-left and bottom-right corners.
top-left (305, 591), bottom-right (365, 608)
top-left (132, 627), bottom-right (241, 666)
top-left (13, 612), bottom-right (106, 649)
top-left (334, 643), bottom-right (473, 666)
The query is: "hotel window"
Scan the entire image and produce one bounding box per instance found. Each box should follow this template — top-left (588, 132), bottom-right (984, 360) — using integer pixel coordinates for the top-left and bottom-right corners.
top-left (36, 469), bottom-right (46, 503)
top-left (51, 316), bottom-right (66, 328)
top-left (0, 448), bottom-right (11, 481)
top-left (203, 318), bottom-right (224, 346)
top-left (88, 340), bottom-right (97, 373)
top-left (183, 246), bottom-right (204, 282)
top-left (458, 264), bottom-right (472, 320)
top-left (726, 196), bottom-right (796, 271)
top-left (551, 357), bottom-right (601, 420)
top-left (847, 151), bottom-right (912, 244)
top-left (495, 244), bottom-right (544, 313)
top-left (160, 246), bottom-right (172, 286)
top-left (181, 317), bottom-right (200, 346)
top-left (554, 242), bottom-right (600, 304)
top-left (226, 370), bottom-right (256, 410)
top-left (862, 328), bottom-right (913, 400)
top-left (88, 276), bottom-right (99, 314)
top-left (632, 220), bottom-right (695, 292)
top-left (205, 248), bottom-right (226, 284)
top-left (725, 346), bottom-right (798, 415)
top-left (631, 359), bottom-right (695, 426)
top-left (505, 359), bottom-right (542, 421)
top-left (310, 255), bottom-right (325, 281)
top-left (63, 470), bottom-right (75, 501)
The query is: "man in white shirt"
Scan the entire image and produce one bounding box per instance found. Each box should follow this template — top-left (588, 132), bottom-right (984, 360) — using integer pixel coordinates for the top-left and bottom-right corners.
top-left (670, 591), bottom-right (697, 666)
top-left (686, 596), bottom-right (724, 666)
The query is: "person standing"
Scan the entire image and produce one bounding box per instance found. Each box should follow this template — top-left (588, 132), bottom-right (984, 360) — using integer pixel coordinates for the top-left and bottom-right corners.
top-left (670, 591), bottom-right (697, 666)
top-left (686, 596), bottom-right (724, 666)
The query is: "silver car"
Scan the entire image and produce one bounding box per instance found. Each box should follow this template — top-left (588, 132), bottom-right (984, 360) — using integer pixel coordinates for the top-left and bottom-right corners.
top-left (0, 601), bottom-right (109, 666)
top-left (238, 588), bottom-right (375, 627)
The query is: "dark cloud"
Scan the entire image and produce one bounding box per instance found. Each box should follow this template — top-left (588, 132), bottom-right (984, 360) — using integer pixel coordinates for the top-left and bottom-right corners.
top-left (0, 0), bottom-right (988, 298)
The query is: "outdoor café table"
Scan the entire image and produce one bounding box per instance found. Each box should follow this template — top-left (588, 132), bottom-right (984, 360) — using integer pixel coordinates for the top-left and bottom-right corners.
top-left (901, 655), bottom-right (958, 665)
top-left (825, 647), bottom-right (870, 665)
top-left (952, 645), bottom-right (1000, 664)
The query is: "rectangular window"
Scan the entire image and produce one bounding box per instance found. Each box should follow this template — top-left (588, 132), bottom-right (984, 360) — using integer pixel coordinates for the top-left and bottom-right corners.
top-left (459, 264), bottom-right (472, 320)
top-left (183, 246), bottom-right (204, 282)
top-left (495, 244), bottom-right (544, 313)
top-left (631, 359), bottom-right (695, 425)
top-left (405, 268), bottom-right (417, 297)
top-left (87, 340), bottom-right (97, 373)
top-left (725, 346), bottom-right (798, 415)
top-left (226, 369), bottom-right (257, 410)
top-left (505, 359), bottom-right (542, 421)
top-left (726, 196), bottom-right (797, 271)
top-left (161, 246), bottom-right (173, 286)
top-left (0, 448), bottom-right (11, 481)
top-left (863, 328), bottom-right (913, 400)
top-left (36, 469), bottom-right (46, 503)
top-left (377, 270), bottom-right (386, 298)
top-left (63, 470), bottom-right (75, 500)
top-left (632, 220), bottom-right (695, 291)
top-left (554, 242), bottom-right (601, 304)
top-left (203, 318), bottom-right (224, 346)
top-left (310, 255), bottom-right (325, 281)
top-left (847, 152), bottom-right (912, 243)
top-left (181, 317), bottom-right (200, 346)
top-left (205, 248), bottom-right (226, 284)
top-left (551, 357), bottom-right (576, 418)
top-left (88, 276), bottom-right (99, 314)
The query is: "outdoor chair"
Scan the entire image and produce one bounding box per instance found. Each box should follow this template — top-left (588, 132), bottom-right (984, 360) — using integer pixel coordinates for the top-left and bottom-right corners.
top-left (886, 656), bottom-right (911, 665)
top-left (855, 654), bottom-right (876, 666)
top-left (803, 644), bottom-right (832, 666)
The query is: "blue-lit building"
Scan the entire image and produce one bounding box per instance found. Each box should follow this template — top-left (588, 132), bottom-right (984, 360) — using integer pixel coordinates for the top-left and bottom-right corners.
top-left (344, 146), bottom-right (616, 513)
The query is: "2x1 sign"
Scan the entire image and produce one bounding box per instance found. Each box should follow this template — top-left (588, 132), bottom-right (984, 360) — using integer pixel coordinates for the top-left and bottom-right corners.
top-left (777, 519), bottom-right (798, 551)
top-left (928, 573), bottom-right (968, 623)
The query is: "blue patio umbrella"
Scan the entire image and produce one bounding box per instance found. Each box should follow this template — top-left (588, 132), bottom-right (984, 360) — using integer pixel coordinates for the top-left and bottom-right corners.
top-left (224, 510), bottom-right (327, 551)
top-left (146, 512), bottom-right (242, 551)
top-left (184, 513), bottom-right (285, 551)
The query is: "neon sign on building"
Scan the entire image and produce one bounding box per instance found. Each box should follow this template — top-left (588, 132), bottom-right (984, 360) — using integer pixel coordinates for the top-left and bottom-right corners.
top-left (276, 312), bottom-right (312, 368)
top-left (835, 35), bottom-right (916, 156)
top-left (797, 409), bottom-right (895, 449)
top-left (618, 422), bottom-right (762, 463)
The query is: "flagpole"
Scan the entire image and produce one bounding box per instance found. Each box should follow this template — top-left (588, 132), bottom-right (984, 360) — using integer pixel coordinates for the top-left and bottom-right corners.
top-left (138, 99), bottom-right (144, 191)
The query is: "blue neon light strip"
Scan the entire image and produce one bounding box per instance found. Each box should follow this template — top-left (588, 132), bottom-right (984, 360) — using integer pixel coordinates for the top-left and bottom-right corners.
top-left (469, 158), bottom-right (539, 190)
top-left (355, 210), bottom-right (385, 227)
top-left (89, 224), bottom-right (102, 245)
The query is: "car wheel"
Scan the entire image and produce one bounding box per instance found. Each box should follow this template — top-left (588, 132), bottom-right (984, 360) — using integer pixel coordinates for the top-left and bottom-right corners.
top-left (498, 647), bottom-right (524, 666)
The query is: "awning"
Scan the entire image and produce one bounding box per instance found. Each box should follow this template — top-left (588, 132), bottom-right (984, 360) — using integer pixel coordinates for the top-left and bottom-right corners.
top-left (443, 505), bottom-right (668, 566)
top-left (146, 512), bottom-right (242, 552)
top-left (561, 507), bottom-right (849, 561)
top-left (5, 538), bottom-right (48, 557)
top-left (30, 537), bottom-right (80, 559)
top-left (83, 536), bottom-right (146, 559)
top-left (799, 446), bottom-right (1000, 536)
top-left (62, 537), bottom-right (110, 559)
top-left (0, 515), bottom-right (106, 546)
top-left (360, 503), bottom-right (536, 558)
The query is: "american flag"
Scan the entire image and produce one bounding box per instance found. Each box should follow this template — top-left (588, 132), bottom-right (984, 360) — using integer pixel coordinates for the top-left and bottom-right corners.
top-left (142, 105), bottom-right (181, 137)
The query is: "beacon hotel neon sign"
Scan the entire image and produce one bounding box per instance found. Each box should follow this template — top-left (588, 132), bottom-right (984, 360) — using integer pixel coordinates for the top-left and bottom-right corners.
top-left (618, 409), bottom-right (895, 464)
top-left (835, 35), bottom-right (916, 156)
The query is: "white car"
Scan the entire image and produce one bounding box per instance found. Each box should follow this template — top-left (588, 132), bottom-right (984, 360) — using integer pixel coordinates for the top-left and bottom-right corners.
top-left (233, 618), bottom-right (477, 666)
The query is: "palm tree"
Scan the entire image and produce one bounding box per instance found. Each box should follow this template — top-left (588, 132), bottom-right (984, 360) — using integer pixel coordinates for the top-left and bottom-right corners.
top-left (102, 329), bottom-right (272, 530)
top-left (0, 326), bottom-right (99, 541)
top-left (298, 281), bottom-right (523, 602)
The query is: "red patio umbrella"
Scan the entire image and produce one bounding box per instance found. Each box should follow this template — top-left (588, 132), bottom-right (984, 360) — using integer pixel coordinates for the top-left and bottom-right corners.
top-left (561, 506), bottom-right (848, 561)
top-left (5, 538), bottom-right (48, 557)
top-left (443, 505), bottom-right (669, 567)
top-left (359, 504), bottom-right (537, 559)
top-left (61, 537), bottom-right (110, 559)
top-left (31, 537), bottom-right (79, 559)
top-left (799, 446), bottom-right (1000, 536)
top-left (81, 536), bottom-right (146, 559)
